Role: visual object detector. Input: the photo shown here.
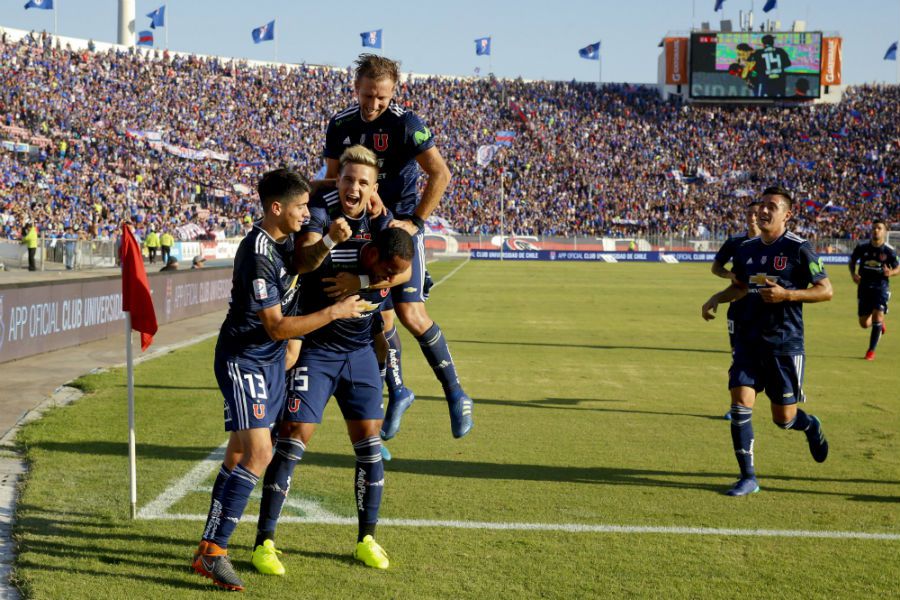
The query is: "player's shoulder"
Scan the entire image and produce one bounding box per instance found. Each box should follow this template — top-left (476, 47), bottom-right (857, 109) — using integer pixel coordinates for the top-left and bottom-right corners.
top-left (328, 104), bottom-right (360, 127)
top-left (311, 187), bottom-right (340, 208)
top-left (737, 235), bottom-right (760, 248)
top-left (883, 242), bottom-right (896, 253)
top-left (783, 231), bottom-right (808, 247)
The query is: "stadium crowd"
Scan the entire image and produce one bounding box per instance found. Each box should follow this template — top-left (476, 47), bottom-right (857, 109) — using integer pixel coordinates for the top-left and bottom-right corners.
top-left (0, 30), bottom-right (896, 246)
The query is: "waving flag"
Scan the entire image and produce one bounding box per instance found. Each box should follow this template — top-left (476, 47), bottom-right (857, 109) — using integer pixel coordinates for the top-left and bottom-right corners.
top-left (495, 131), bottom-right (516, 147)
top-left (885, 42), bottom-right (898, 61)
top-left (475, 37), bottom-right (491, 56)
top-left (578, 42), bottom-right (600, 60)
top-left (147, 5), bottom-right (165, 29)
top-left (137, 31), bottom-right (154, 47)
top-left (361, 29), bottom-right (382, 49)
top-left (252, 20), bottom-right (275, 44)
top-left (762, 0), bottom-right (777, 12)
top-left (476, 145), bottom-right (499, 167)
top-left (120, 224), bottom-right (157, 351)
top-left (714, 0), bottom-right (725, 10)
top-left (24, 0), bottom-right (53, 9)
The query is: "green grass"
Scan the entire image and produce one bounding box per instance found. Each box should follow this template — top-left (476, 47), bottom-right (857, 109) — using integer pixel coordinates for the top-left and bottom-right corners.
top-left (12, 261), bottom-right (900, 599)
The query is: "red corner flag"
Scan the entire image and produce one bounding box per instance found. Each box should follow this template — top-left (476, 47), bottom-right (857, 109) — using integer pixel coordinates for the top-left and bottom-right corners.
top-left (120, 223), bottom-right (158, 351)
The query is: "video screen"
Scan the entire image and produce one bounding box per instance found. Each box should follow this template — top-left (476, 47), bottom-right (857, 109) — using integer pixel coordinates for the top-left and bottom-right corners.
top-left (690, 32), bottom-right (822, 99)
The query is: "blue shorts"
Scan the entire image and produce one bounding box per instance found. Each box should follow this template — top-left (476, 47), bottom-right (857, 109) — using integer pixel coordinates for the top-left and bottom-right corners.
top-left (388, 230), bottom-right (427, 305)
top-left (728, 345), bottom-right (806, 406)
top-left (857, 287), bottom-right (890, 316)
top-left (214, 357), bottom-right (286, 432)
top-left (283, 346), bottom-right (384, 424)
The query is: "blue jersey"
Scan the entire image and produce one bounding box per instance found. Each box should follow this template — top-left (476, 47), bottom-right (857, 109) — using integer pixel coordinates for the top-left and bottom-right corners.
top-left (324, 101), bottom-right (436, 217)
top-left (299, 188), bottom-right (393, 352)
top-left (850, 241), bottom-right (898, 291)
top-left (216, 225), bottom-right (299, 365)
top-left (731, 232), bottom-right (827, 355)
top-left (714, 233), bottom-right (752, 324)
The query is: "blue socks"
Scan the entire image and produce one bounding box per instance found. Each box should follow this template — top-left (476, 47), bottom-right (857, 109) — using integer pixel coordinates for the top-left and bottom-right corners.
top-left (729, 404), bottom-right (755, 479)
top-left (352, 436), bottom-right (384, 542)
top-left (256, 437), bottom-right (306, 546)
top-left (204, 464), bottom-right (259, 548)
top-left (209, 464), bottom-right (231, 516)
top-left (869, 321), bottom-right (883, 352)
top-left (384, 326), bottom-right (407, 400)
top-left (416, 322), bottom-right (462, 397)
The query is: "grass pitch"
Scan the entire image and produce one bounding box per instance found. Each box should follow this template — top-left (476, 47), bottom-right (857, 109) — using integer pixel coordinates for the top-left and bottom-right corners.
top-left (11, 260), bottom-right (900, 599)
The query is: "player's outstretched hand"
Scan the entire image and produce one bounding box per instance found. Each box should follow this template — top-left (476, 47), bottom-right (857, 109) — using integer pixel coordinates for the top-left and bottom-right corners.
top-left (330, 294), bottom-right (366, 320)
top-left (389, 219), bottom-right (420, 236)
top-left (323, 272), bottom-right (361, 298)
top-left (701, 296), bottom-right (719, 321)
top-left (760, 277), bottom-right (788, 303)
top-left (328, 217), bottom-right (352, 244)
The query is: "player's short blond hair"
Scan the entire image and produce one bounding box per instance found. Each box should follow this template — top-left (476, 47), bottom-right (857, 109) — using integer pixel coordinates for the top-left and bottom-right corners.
top-left (339, 145), bottom-right (379, 173)
top-left (354, 54), bottom-right (400, 85)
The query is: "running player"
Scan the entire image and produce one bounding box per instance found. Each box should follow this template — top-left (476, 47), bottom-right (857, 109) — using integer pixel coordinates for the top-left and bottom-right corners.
top-left (251, 146), bottom-right (413, 575)
top-left (849, 219), bottom-right (899, 360)
top-left (324, 54), bottom-right (473, 441)
top-left (711, 200), bottom-right (761, 419)
top-left (702, 186), bottom-right (832, 496)
top-left (191, 168), bottom-right (367, 591)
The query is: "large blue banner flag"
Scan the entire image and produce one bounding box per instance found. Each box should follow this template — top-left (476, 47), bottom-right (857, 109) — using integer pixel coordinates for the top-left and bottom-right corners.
top-left (24, 0), bottom-right (53, 9)
top-left (147, 5), bottom-right (165, 29)
top-left (361, 29), bottom-right (382, 49)
top-left (714, 0), bottom-right (725, 11)
top-left (885, 42), bottom-right (898, 61)
top-left (475, 37), bottom-right (491, 56)
top-left (762, 0), bottom-right (777, 12)
top-left (578, 42), bottom-right (600, 60)
top-left (252, 20), bottom-right (275, 44)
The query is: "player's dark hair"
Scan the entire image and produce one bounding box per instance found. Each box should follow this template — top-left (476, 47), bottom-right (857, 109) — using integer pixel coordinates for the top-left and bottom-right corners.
top-left (762, 35), bottom-right (775, 46)
top-left (873, 217), bottom-right (887, 227)
top-left (257, 168), bottom-right (310, 212)
top-left (355, 53), bottom-right (400, 84)
top-left (761, 186), bottom-right (793, 209)
top-left (737, 43), bottom-right (753, 52)
top-left (374, 227), bottom-right (414, 262)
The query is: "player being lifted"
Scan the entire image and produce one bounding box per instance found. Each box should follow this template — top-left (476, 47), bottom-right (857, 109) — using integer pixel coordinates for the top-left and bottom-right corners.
top-left (849, 218), bottom-right (899, 360)
top-left (324, 54), bottom-right (473, 441)
top-left (702, 187), bottom-right (832, 496)
top-left (191, 169), bottom-right (366, 591)
top-left (251, 146), bottom-right (413, 575)
top-left (711, 200), bottom-right (761, 420)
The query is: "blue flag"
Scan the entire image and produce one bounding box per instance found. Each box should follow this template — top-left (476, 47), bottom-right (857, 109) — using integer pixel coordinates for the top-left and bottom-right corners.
top-left (495, 131), bottom-right (516, 147)
top-left (24, 0), bottom-right (53, 9)
top-left (361, 29), bottom-right (382, 49)
top-left (475, 37), bottom-right (491, 56)
top-left (762, 0), bottom-right (777, 12)
top-left (885, 42), bottom-right (898, 61)
top-left (147, 5), bottom-right (165, 29)
top-left (252, 20), bottom-right (275, 44)
top-left (714, 0), bottom-right (725, 11)
top-left (137, 30), bottom-right (154, 47)
top-left (578, 42), bottom-right (600, 60)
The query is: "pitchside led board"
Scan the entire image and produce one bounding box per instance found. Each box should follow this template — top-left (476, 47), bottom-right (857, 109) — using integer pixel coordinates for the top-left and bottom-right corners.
top-left (690, 32), bottom-right (823, 100)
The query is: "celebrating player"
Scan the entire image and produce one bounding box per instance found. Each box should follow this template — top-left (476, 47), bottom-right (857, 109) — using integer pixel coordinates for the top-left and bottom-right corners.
top-left (711, 200), bottom-right (761, 419)
top-left (323, 54), bottom-right (473, 441)
top-left (702, 187), bottom-right (832, 497)
top-left (251, 146), bottom-right (413, 575)
top-left (750, 35), bottom-right (791, 97)
top-left (191, 168), bottom-right (367, 591)
top-left (849, 218), bottom-right (899, 360)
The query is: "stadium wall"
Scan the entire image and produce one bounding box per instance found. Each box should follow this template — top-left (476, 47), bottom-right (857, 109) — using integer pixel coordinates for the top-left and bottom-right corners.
top-left (0, 268), bottom-right (231, 364)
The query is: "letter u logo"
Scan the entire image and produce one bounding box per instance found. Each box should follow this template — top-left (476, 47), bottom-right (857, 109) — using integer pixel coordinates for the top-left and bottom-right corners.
top-left (253, 404), bottom-right (266, 419)
top-left (774, 256), bottom-right (787, 270)
top-left (288, 398), bottom-right (301, 413)
top-left (373, 134), bottom-right (388, 151)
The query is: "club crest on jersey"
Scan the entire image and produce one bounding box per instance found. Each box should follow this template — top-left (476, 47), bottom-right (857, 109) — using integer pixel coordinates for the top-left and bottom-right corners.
top-left (253, 403), bottom-right (266, 419)
top-left (880, 253), bottom-right (886, 261)
top-left (773, 256), bottom-right (787, 270)
top-left (373, 133), bottom-right (389, 151)
top-left (288, 398), bottom-right (301, 413)
top-left (380, 288), bottom-right (389, 297)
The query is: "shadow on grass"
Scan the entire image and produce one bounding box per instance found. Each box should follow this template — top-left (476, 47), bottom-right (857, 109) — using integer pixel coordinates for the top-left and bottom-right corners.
top-left (21, 441), bottom-right (217, 461)
top-left (15, 558), bottom-right (210, 592)
top-left (409, 394), bottom-right (723, 420)
top-left (453, 338), bottom-right (731, 355)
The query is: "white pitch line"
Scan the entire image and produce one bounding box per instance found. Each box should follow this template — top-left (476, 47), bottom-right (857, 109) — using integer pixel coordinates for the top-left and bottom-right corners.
top-left (431, 257), bottom-right (470, 290)
top-left (137, 442), bottom-right (227, 519)
top-left (138, 512), bottom-right (900, 541)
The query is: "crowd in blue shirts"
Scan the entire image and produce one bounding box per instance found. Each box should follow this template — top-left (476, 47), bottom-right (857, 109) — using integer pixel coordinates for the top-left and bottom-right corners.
top-left (0, 30), bottom-right (896, 246)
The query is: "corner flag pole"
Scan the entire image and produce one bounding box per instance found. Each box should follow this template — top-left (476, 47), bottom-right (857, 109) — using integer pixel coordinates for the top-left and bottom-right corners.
top-left (126, 313), bottom-right (138, 519)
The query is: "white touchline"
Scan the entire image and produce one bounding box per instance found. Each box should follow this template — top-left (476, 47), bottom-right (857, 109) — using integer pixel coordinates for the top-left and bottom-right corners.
top-left (431, 257), bottom-right (470, 290)
top-left (139, 444), bottom-right (900, 541)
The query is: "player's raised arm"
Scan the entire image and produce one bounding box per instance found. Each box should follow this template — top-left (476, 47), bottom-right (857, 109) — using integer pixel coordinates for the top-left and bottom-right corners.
top-left (295, 218), bottom-right (352, 274)
top-left (257, 295), bottom-right (367, 341)
top-left (759, 277), bottom-right (833, 304)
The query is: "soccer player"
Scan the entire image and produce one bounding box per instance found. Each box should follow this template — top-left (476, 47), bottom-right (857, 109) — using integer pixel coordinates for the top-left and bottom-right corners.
top-left (711, 200), bottom-right (761, 419)
top-left (701, 186), bottom-right (832, 497)
top-left (251, 146), bottom-right (413, 574)
top-left (849, 219), bottom-right (899, 360)
top-left (324, 54), bottom-right (473, 441)
top-left (750, 35), bottom-right (791, 97)
top-left (191, 168), bottom-right (368, 591)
